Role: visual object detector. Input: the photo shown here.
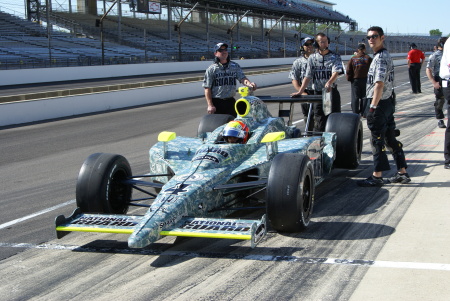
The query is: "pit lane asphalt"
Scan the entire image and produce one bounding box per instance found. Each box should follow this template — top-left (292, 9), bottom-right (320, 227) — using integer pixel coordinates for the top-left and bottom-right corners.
top-left (0, 65), bottom-right (449, 300)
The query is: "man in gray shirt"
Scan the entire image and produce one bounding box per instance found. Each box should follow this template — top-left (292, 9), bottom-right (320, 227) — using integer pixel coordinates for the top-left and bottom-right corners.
top-left (203, 43), bottom-right (257, 117)
top-left (290, 37), bottom-right (315, 132)
top-left (357, 26), bottom-right (410, 187)
top-left (426, 37), bottom-right (448, 128)
top-left (294, 33), bottom-right (343, 131)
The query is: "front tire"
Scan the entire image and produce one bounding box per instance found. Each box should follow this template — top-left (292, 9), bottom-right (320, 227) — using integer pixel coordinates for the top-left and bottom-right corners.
top-left (267, 153), bottom-right (314, 232)
top-left (76, 153), bottom-right (132, 214)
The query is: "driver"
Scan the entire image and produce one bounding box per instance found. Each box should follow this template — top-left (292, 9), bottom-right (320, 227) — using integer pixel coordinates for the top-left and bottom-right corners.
top-left (222, 120), bottom-right (249, 144)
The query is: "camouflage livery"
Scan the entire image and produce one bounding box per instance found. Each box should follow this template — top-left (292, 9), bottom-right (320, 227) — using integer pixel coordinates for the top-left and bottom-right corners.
top-left (56, 92), bottom-right (340, 249)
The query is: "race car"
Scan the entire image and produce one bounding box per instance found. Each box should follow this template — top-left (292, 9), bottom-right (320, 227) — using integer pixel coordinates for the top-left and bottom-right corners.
top-left (55, 88), bottom-right (362, 248)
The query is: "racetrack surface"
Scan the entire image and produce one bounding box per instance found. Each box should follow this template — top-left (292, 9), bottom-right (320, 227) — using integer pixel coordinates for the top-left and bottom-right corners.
top-left (1, 65), bottom-right (448, 300)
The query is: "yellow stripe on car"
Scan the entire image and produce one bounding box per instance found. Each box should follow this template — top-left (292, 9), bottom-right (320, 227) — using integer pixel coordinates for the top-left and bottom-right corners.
top-left (56, 226), bottom-right (134, 234)
top-left (160, 231), bottom-right (251, 240)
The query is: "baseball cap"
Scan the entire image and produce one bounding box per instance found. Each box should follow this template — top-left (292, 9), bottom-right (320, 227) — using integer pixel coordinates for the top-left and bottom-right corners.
top-left (214, 43), bottom-right (228, 52)
top-left (301, 37), bottom-right (314, 47)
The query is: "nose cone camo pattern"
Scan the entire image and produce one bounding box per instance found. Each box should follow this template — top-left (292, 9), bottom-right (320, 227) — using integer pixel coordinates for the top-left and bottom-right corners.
top-left (128, 95), bottom-right (336, 248)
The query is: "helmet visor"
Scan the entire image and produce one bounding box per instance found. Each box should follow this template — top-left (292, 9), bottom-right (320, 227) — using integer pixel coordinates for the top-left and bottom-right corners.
top-left (222, 127), bottom-right (241, 138)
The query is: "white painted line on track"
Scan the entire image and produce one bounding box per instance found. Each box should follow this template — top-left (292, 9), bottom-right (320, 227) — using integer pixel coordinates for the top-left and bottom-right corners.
top-left (1, 176), bottom-right (147, 229)
top-left (1, 242), bottom-right (449, 271)
top-left (0, 199), bottom-right (75, 230)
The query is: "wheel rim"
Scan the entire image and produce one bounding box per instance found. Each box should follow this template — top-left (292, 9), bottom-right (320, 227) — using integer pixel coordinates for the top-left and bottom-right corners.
top-left (356, 126), bottom-right (363, 164)
top-left (302, 174), bottom-right (312, 219)
top-left (109, 168), bottom-right (130, 213)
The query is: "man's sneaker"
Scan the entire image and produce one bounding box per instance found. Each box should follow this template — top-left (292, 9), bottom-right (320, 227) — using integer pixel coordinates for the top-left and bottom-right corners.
top-left (357, 175), bottom-right (384, 187)
top-left (438, 120), bottom-right (446, 128)
top-left (445, 164), bottom-right (450, 170)
top-left (389, 172), bottom-right (411, 184)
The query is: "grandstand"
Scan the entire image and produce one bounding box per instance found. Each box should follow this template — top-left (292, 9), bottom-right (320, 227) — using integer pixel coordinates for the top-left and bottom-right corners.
top-left (0, 0), bottom-right (439, 70)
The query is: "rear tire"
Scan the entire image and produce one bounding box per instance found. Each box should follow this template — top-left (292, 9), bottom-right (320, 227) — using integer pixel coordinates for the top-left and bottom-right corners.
top-left (198, 114), bottom-right (234, 138)
top-left (267, 153), bottom-right (314, 232)
top-left (76, 153), bottom-right (132, 214)
top-left (325, 113), bottom-right (362, 169)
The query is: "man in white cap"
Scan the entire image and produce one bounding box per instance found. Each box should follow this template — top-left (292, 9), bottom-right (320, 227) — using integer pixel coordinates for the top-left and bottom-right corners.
top-left (203, 42), bottom-right (257, 117)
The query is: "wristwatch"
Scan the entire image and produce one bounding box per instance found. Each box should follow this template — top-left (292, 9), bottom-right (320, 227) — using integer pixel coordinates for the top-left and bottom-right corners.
top-left (369, 104), bottom-right (377, 109)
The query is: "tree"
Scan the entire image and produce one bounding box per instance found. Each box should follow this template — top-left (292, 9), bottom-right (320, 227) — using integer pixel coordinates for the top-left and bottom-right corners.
top-left (429, 29), bottom-right (442, 36)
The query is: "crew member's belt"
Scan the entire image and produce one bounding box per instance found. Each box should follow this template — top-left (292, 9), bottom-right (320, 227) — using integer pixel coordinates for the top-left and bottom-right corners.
top-left (213, 97), bottom-right (235, 101)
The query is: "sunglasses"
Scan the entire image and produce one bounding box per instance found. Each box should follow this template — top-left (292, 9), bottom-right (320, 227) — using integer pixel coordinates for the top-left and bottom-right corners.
top-left (217, 48), bottom-right (228, 53)
top-left (366, 34), bottom-right (379, 40)
top-left (303, 42), bottom-right (313, 46)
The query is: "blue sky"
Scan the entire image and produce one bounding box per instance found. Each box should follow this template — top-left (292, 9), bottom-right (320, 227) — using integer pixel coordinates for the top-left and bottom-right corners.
top-left (335, 0), bottom-right (450, 36)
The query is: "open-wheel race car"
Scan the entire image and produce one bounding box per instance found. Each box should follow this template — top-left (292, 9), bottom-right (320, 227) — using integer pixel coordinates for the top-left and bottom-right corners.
top-left (55, 88), bottom-right (363, 248)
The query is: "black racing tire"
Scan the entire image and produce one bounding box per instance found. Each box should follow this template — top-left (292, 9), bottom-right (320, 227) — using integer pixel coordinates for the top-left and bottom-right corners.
top-left (325, 112), bottom-right (363, 169)
top-left (267, 153), bottom-right (315, 232)
top-left (197, 114), bottom-right (234, 138)
top-left (76, 153), bottom-right (132, 214)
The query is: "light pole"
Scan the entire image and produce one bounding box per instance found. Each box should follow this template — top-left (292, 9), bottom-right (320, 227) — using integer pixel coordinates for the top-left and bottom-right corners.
top-left (97, 0), bottom-right (119, 65)
top-left (265, 15), bottom-right (284, 58)
top-left (227, 10), bottom-right (249, 59)
top-left (333, 24), bottom-right (349, 54)
top-left (45, 0), bottom-right (52, 65)
top-left (174, 2), bottom-right (199, 62)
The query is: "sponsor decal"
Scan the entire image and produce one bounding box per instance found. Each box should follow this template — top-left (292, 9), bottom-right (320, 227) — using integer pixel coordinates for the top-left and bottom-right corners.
top-left (313, 66), bottom-right (332, 81)
top-left (193, 155), bottom-right (219, 163)
top-left (313, 153), bottom-right (324, 183)
top-left (253, 223), bottom-right (266, 244)
top-left (72, 216), bottom-right (138, 227)
top-left (188, 174), bottom-right (204, 181)
top-left (195, 147), bottom-right (229, 158)
top-left (106, 164), bottom-right (118, 202)
top-left (165, 183), bottom-right (190, 195)
top-left (175, 174), bottom-right (204, 181)
top-left (213, 71), bottom-right (237, 87)
top-left (181, 220), bottom-right (251, 232)
top-left (159, 216), bottom-right (178, 229)
top-left (161, 195), bottom-right (179, 203)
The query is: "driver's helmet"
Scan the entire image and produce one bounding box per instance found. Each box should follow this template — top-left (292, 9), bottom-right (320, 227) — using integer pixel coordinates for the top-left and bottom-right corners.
top-left (222, 120), bottom-right (249, 144)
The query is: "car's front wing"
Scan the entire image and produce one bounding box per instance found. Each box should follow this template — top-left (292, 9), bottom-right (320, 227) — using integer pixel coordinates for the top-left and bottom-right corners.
top-left (55, 208), bottom-right (266, 248)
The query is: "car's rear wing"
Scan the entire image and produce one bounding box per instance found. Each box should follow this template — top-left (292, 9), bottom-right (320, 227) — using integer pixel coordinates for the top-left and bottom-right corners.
top-left (56, 208), bottom-right (266, 248)
top-left (258, 90), bottom-right (332, 126)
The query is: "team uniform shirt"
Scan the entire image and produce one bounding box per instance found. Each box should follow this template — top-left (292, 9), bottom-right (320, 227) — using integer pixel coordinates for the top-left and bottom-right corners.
top-left (288, 56), bottom-right (314, 90)
top-left (407, 49), bottom-right (425, 63)
top-left (440, 39), bottom-right (450, 80)
top-left (366, 48), bottom-right (395, 100)
top-left (427, 49), bottom-right (443, 76)
top-left (202, 61), bottom-right (247, 98)
top-left (304, 51), bottom-right (344, 91)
